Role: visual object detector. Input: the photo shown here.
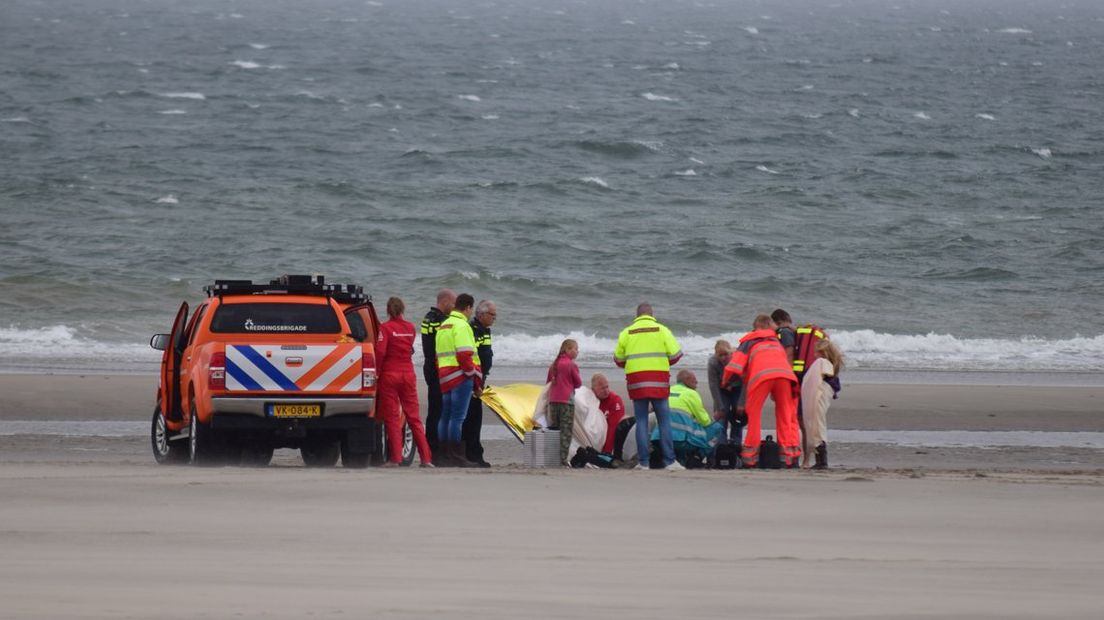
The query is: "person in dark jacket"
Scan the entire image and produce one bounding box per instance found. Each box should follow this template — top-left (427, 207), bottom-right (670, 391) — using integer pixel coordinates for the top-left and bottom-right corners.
top-left (707, 339), bottom-right (743, 444)
top-left (421, 288), bottom-right (456, 454)
top-left (462, 299), bottom-right (496, 467)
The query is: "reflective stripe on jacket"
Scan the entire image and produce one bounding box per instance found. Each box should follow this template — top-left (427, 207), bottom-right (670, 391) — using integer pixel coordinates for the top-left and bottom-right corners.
top-left (654, 383), bottom-right (724, 453)
top-left (722, 328), bottom-right (797, 393)
top-left (435, 311), bottom-right (482, 393)
top-left (613, 315), bottom-right (682, 400)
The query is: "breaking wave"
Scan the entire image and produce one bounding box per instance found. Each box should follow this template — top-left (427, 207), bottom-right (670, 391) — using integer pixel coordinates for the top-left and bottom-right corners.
top-left (3, 326), bottom-right (1104, 373)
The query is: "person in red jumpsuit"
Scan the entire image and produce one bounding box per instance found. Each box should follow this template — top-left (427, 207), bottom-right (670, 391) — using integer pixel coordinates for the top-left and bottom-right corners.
top-left (376, 296), bottom-right (433, 467)
top-left (590, 373), bottom-right (626, 455)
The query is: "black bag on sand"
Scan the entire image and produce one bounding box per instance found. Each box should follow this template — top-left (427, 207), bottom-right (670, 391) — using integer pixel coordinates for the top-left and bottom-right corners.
top-left (759, 435), bottom-right (782, 469)
top-left (571, 447), bottom-right (617, 469)
top-left (711, 442), bottom-right (740, 469)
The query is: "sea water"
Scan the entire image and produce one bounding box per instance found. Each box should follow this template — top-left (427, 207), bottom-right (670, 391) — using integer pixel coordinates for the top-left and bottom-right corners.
top-left (2, 0), bottom-right (1103, 374)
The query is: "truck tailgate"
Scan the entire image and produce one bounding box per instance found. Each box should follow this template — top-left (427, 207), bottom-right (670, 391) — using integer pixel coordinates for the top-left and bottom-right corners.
top-left (225, 344), bottom-right (362, 393)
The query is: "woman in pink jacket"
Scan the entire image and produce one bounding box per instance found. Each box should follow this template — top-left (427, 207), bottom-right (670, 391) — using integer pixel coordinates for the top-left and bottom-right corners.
top-left (546, 339), bottom-right (582, 465)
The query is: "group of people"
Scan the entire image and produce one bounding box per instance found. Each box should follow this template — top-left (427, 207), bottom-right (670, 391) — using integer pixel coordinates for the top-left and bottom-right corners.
top-left (372, 289), bottom-right (843, 471)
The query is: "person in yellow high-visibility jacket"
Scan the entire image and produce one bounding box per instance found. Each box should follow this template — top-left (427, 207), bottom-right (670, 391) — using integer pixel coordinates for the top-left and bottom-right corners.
top-left (435, 293), bottom-right (482, 467)
top-left (614, 303), bottom-right (684, 471)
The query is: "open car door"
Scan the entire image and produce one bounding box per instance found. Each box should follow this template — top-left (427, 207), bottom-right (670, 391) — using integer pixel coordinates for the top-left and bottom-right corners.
top-left (344, 302), bottom-right (380, 343)
top-left (159, 302), bottom-right (188, 421)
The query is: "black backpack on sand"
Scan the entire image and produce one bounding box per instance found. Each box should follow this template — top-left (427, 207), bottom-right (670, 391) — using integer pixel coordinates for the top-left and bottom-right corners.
top-left (759, 435), bottom-right (782, 469)
top-left (711, 442), bottom-right (740, 469)
top-left (571, 446), bottom-right (617, 469)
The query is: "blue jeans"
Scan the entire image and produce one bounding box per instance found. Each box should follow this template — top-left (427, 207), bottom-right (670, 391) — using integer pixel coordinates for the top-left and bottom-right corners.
top-left (438, 378), bottom-right (474, 444)
top-left (634, 398), bottom-right (675, 466)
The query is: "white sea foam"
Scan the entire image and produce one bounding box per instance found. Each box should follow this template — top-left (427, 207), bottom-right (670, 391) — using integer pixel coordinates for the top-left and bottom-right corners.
top-left (479, 330), bottom-right (1104, 372)
top-left (641, 92), bottom-right (677, 102)
top-left (996, 27), bottom-right (1032, 34)
top-left (848, 108), bottom-right (860, 117)
top-left (2, 117), bottom-right (31, 123)
top-left (155, 195), bottom-right (178, 204)
top-left (249, 43), bottom-right (269, 50)
top-left (795, 84), bottom-right (814, 91)
top-left (481, 114), bottom-right (500, 120)
top-left (579, 176), bottom-right (610, 189)
top-left (975, 113), bottom-right (996, 120)
top-left (230, 60), bottom-right (261, 69)
top-left (0, 326), bottom-right (159, 371)
top-left (368, 102), bottom-right (385, 108)
top-left (914, 111), bottom-right (931, 120)
top-left (458, 94), bottom-right (481, 102)
top-left (674, 169), bottom-right (697, 176)
top-left (743, 26), bottom-right (759, 35)
top-left (4, 326), bottom-right (1104, 374)
top-left (663, 63), bottom-right (680, 70)
top-left (621, 20), bottom-right (635, 25)
top-left (689, 157), bottom-right (705, 164)
top-left (756, 165), bottom-right (780, 175)
top-left (157, 109), bottom-right (187, 115)
top-left (802, 113), bottom-right (823, 119)
top-left (1032, 147), bottom-right (1052, 159)
top-left (161, 92), bottom-right (205, 100)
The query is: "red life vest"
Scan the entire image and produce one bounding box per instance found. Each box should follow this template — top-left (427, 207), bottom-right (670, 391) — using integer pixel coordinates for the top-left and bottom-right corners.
top-left (793, 324), bottom-right (829, 376)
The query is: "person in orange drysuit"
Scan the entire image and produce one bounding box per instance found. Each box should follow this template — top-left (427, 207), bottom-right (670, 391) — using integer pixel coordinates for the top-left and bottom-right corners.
top-left (376, 296), bottom-right (433, 467)
top-left (723, 314), bottom-right (801, 468)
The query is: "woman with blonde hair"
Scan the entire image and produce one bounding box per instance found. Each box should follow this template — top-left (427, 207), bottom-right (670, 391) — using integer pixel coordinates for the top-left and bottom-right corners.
top-left (546, 338), bottom-right (582, 465)
top-left (801, 339), bottom-right (844, 469)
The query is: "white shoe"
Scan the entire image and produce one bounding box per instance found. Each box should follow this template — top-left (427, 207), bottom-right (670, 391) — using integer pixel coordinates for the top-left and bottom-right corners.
top-left (633, 464), bottom-right (649, 470)
top-left (665, 461), bottom-right (686, 471)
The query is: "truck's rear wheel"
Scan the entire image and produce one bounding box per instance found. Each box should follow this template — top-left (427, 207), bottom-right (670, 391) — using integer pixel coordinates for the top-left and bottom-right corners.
top-left (151, 406), bottom-right (187, 464)
top-left (189, 405), bottom-right (224, 466)
top-left (371, 420), bottom-right (416, 466)
top-left (301, 440), bottom-right (340, 467)
top-left (398, 420), bottom-right (415, 466)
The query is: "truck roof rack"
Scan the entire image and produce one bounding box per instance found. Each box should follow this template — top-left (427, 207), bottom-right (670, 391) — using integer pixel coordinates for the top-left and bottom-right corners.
top-left (203, 275), bottom-right (370, 304)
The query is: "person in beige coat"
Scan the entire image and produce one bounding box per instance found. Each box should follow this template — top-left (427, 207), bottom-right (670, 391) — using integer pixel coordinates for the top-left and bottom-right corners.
top-left (800, 339), bottom-right (844, 469)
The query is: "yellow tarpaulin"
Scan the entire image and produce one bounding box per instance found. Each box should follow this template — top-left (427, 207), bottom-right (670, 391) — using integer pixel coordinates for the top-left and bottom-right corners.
top-left (480, 383), bottom-right (544, 442)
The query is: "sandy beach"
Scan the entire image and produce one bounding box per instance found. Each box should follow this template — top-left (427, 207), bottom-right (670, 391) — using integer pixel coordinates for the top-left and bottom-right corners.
top-left (1, 372), bottom-right (1102, 618)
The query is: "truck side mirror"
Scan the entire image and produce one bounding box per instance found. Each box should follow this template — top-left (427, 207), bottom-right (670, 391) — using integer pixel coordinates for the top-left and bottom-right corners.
top-left (150, 334), bottom-right (170, 351)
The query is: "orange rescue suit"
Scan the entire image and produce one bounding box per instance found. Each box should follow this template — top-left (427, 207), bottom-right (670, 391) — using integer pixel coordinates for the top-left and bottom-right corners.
top-left (723, 329), bottom-right (801, 467)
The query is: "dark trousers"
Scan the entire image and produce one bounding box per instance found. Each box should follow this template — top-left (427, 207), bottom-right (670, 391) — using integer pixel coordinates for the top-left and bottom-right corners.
top-left (462, 396), bottom-right (484, 462)
top-left (423, 365), bottom-right (442, 451)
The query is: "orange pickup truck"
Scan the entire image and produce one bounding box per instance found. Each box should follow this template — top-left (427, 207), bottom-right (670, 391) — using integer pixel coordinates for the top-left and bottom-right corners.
top-left (149, 275), bottom-right (411, 467)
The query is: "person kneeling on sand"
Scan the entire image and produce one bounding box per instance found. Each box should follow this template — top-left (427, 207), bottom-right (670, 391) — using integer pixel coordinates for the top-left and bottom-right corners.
top-left (546, 339), bottom-right (582, 466)
top-left (801, 339), bottom-right (844, 469)
top-left (590, 373), bottom-right (625, 455)
top-left (654, 370), bottom-right (724, 466)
